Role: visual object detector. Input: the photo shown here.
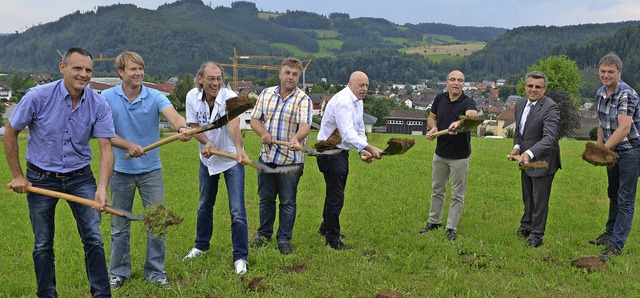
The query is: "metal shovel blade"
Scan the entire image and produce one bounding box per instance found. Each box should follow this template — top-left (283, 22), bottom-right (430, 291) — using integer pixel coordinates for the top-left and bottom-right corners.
top-left (110, 206), bottom-right (143, 221)
top-left (254, 162), bottom-right (301, 174)
top-left (305, 148), bottom-right (344, 156)
top-left (381, 138), bottom-right (415, 155)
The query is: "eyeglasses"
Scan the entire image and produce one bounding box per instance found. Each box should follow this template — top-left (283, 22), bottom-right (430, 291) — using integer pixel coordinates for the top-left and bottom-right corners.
top-left (204, 76), bottom-right (223, 83)
top-left (526, 84), bottom-right (545, 89)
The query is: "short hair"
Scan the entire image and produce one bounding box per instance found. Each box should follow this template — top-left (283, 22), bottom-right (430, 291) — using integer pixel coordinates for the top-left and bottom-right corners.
top-left (526, 71), bottom-right (548, 87)
top-left (62, 47), bottom-right (93, 63)
top-left (599, 53), bottom-right (623, 71)
top-left (281, 57), bottom-right (303, 72)
top-left (115, 51), bottom-right (145, 74)
top-left (194, 61), bottom-right (225, 91)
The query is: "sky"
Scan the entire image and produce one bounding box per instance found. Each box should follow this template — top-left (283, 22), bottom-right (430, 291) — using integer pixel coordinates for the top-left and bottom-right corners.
top-left (1, 0), bottom-right (640, 33)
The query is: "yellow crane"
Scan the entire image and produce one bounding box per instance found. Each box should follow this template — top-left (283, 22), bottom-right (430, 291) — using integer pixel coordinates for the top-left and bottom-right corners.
top-left (56, 50), bottom-right (116, 62)
top-left (219, 48), bottom-right (311, 91)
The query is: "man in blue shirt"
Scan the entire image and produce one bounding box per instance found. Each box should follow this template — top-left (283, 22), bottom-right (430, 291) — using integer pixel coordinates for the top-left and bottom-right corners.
top-left (102, 51), bottom-right (190, 289)
top-left (4, 47), bottom-right (115, 297)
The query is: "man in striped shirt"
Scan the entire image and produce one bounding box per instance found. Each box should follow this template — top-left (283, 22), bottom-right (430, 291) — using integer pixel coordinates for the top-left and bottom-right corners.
top-left (249, 58), bottom-right (312, 255)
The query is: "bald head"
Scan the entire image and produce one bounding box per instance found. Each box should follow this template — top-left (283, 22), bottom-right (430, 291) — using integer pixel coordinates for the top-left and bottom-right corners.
top-left (348, 71), bottom-right (369, 100)
top-left (446, 70), bottom-right (465, 99)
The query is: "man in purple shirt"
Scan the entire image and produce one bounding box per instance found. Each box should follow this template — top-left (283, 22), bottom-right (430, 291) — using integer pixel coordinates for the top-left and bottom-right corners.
top-left (4, 47), bottom-right (115, 297)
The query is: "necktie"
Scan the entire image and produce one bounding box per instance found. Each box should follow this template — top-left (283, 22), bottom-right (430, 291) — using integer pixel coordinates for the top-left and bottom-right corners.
top-left (519, 102), bottom-right (534, 135)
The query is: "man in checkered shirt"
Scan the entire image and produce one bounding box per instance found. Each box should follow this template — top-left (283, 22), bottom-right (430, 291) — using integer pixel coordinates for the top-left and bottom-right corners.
top-left (249, 58), bottom-right (312, 255)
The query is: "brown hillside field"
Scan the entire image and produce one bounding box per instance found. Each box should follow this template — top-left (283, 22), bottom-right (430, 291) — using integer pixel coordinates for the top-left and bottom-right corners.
top-left (407, 42), bottom-right (486, 57)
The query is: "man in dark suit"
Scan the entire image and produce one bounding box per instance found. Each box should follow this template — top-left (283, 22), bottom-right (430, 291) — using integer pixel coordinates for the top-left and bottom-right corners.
top-left (508, 71), bottom-right (561, 247)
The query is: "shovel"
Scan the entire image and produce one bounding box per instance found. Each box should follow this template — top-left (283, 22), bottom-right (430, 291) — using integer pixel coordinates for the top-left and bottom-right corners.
top-left (5, 183), bottom-right (143, 220)
top-left (125, 93), bottom-right (257, 158)
top-left (201, 147), bottom-right (300, 174)
top-left (506, 155), bottom-right (549, 171)
top-left (382, 138), bottom-right (415, 155)
top-left (432, 115), bottom-right (484, 137)
top-left (270, 140), bottom-right (343, 156)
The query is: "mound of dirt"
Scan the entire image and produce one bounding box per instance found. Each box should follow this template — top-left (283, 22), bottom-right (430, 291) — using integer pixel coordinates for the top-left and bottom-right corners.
top-left (571, 256), bottom-right (607, 272)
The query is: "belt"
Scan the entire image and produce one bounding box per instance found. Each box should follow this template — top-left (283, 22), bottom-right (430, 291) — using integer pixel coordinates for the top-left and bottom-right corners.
top-left (27, 162), bottom-right (89, 178)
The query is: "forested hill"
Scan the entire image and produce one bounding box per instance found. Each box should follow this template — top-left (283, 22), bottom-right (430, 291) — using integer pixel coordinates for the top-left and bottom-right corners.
top-left (460, 22), bottom-right (640, 78)
top-left (0, 0), bottom-right (503, 77)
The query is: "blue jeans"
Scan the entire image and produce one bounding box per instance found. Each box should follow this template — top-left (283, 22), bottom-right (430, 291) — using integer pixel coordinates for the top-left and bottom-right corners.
top-left (26, 167), bottom-right (110, 298)
top-left (195, 162), bottom-right (248, 261)
top-left (256, 160), bottom-right (304, 244)
top-left (109, 170), bottom-right (166, 282)
top-left (605, 147), bottom-right (640, 251)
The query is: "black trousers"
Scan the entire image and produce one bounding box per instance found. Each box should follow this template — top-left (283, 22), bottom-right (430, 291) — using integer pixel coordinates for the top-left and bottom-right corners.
top-left (317, 150), bottom-right (349, 244)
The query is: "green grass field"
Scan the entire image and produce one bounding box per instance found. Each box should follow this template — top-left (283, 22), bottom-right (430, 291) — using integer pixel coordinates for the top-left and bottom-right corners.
top-left (1, 133), bottom-right (639, 297)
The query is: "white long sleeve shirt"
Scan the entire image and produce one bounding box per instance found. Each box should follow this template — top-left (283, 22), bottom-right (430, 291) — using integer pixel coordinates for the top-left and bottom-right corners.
top-left (317, 86), bottom-right (368, 151)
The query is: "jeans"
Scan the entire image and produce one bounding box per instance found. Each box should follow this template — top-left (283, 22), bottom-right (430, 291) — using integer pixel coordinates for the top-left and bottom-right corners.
top-left (605, 147), bottom-right (640, 251)
top-left (428, 154), bottom-right (469, 231)
top-left (317, 150), bottom-right (349, 245)
top-left (26, 167), bottom-right (110, 298)
top-left (109, 169), bottom-right (166, 282)
top-left (195, 162), bottom-right (248, 261)
top-left (256, 160), bottom-right (304, 244)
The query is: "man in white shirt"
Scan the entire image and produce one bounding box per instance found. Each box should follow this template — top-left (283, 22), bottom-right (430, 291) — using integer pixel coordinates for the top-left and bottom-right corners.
top-left (316, 71), bottom-right (382, 250)
top-left (182, 61), bottom-right (249, 275)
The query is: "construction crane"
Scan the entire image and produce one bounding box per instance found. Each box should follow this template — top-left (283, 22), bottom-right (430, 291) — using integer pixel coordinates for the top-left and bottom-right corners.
top-left (219, 48), bottom-right (311, 91)
top-left (56, 50), bottom-right (116, 62)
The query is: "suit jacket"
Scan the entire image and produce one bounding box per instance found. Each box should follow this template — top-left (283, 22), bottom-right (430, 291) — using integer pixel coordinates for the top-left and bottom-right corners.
top-left (513, 95), bottom-right (561, 177)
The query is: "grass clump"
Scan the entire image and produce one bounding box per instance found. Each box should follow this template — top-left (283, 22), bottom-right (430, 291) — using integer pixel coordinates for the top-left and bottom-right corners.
top-left (142, 204), bottom-right (183, 236)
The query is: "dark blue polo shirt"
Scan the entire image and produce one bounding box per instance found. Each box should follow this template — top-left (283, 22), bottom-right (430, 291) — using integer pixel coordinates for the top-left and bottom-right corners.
top-left (431, 91), bottom-right (477, 159)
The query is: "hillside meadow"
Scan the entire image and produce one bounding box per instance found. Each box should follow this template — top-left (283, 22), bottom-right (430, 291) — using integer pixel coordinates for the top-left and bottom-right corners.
top-left (1, 132), bottom-right (639, 297)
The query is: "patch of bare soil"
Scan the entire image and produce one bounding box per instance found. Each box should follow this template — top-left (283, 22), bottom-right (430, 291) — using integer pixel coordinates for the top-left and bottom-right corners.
top-left (245, 276), bottom-right (267, 292)
top-left (571, 256), bottom-right (607, 272)
top-left (282, 263), bottom-right (308, 274)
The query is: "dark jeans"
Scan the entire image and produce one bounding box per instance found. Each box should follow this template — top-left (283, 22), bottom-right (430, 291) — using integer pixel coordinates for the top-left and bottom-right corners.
top-left (26, 167), bottom-right (110, 298)
top-left (317, 150), bottom-right (349, 245)
top-left (256, 160), bottom-right (304, 244)
top-left (195, 162), bottom-right (248, 261)
top-left (605, 147), bottom-right (640, 251)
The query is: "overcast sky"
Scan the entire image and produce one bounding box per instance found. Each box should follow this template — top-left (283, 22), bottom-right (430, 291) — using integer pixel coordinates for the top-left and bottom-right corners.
top-left (2, 0), bottom-right (639, 33)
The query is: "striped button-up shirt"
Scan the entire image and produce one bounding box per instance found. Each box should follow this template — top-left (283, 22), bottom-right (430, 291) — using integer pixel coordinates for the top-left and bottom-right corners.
top-left (250, 85), bottom-right (312, 165)
top-left (596, 80), bottom-right (640, 152)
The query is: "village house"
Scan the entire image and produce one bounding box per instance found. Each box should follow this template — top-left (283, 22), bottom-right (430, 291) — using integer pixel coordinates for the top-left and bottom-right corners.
top-left (384, 110), bottom-right (428, 135)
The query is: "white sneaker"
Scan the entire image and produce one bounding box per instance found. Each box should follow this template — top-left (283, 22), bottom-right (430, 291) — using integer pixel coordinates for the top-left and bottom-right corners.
top-left (182, 247), bottom-right (204, 261)
top-left (234, 259), bottom-right (248, 275)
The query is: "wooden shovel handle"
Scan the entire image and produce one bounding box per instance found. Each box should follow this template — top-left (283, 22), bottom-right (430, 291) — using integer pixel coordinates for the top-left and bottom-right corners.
top-left (125, 125), bottom-right (212, 158)
top-left (5, 183), bottom-right (125, 217)
top-left (270, 140), bottom-right (306, 151)
top-left (432, 129), bottom-right (453, 137)
top-left (201, 148), bottom-right (262, 171)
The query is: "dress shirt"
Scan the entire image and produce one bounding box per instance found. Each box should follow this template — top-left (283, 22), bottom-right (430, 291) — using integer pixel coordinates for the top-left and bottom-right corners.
top-left (318, 86), bottom-right (368, 151)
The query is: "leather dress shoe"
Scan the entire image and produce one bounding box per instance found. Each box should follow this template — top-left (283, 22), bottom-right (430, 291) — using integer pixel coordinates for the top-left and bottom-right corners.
top-left (517, 229), bottom-right (531, 238)
top-left (445, 229), bottom-right (457, 241)
top-left (327, 240), bottom-right (352, 250)
top-left (419, 223), bottom-right (441, 234)
top-left (526, 238), bottom-right (543, 247)
top-left (318, 229), bottom-right (346, 239)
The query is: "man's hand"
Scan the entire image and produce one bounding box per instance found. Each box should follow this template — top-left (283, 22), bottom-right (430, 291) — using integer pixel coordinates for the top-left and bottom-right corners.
top-left (518, 152), bottom-right (531, 164)
top-left (507, 149), bottom-right (520, 161)
top-left (127, 143), bottom-right (146, 158)
top-left (426, 127), bottom-right (437, 140)
top-left (288, 137), bottom-right (300, 150)
top-left (93, 189), bottom-right (108, 212)
top-left (260, 133), bottom-right (273, 145)
top-left (8, 176), bottom-right (31, 193)
top-left (177, 127), bottom-right (192, 142)
top-left (202, 142), bottom-right (217, 158)
top-left (236, 148), bottom-right (249, 163)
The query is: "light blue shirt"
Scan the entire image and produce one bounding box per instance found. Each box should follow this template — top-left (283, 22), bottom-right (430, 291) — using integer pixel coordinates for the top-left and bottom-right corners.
top-left (103, 84), bottom-right (172, 174)
top-left (9, 79), bottom-right (115, 172)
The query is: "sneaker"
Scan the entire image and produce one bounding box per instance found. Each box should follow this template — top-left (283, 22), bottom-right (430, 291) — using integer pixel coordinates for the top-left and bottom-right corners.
top-left (250, 236), bottom-right (269, 248)
top-left (446, 229), bottom-right (457, 241)
top-left (589, 233), bottom-right (610, 246)
top-left (599, 245), bottom-right (621, 262)
top-left (278, 242), bottom-right (292, 255)
top-left (183, 247), bottom-right (205, 261)
top-left (110, 276), bottom-right (124, 290)
top-left (156, 277), bottom-right (171, 289)
top-left (234, 259), bottom-right (248, 275)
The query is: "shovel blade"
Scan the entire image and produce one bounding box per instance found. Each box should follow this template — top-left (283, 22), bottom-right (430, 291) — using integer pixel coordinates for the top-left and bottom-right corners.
top-left (306, 148), bottom-right (344, 156)
top-left (255, 162), bottom-right (301, 174)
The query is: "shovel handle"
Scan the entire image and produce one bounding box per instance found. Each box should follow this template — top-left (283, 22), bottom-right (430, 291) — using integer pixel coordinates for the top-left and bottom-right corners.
top-left (201, 148), bottom-right (262, 171)
top-left (5, 183), bottom-right (125, 217)
top-left (125, 125), bottom-right (213, 158)
top-left (432, 129), bottom-right (454, 137)
top-left (270, 140), bottom-right (306, 151)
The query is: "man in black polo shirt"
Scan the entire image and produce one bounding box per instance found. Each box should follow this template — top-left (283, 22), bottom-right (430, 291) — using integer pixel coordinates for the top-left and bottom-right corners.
top-left (420, 70), bottom-right (478, 240)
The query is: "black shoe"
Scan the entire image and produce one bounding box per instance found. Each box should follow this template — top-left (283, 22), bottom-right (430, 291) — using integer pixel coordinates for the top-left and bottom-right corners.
top-left (318, 229), bottom-right (346, 239)
top-left (526, 238), bottom-right (543, 248)
top-left (278, 242), bottom-right (292, 255)
top-left (327, 240), bottom-right (352, 250)
top-left (599, 244), bottom-right (621, 262)
top-left (589, 233), bottom-right (610, 246)
top-left (250, 236), bottom-right (269, 248)
top-left (445, 229), bottom-right (457, 240)
top-left (517, 229), bottom-right (531, 238)
top-left (419, 223), bottom-right (441, 234)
